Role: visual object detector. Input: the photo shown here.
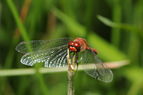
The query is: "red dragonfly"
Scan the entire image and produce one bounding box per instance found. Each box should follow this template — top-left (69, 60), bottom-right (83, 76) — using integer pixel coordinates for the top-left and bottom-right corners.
top-left (16, 38), bottom-right (113, 82)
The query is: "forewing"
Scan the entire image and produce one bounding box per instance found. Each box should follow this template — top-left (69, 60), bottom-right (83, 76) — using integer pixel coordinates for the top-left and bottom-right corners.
top-left (16, 38), bottom-right (71, 54)
top-left (20, 45), bottom-right (68, 67)
top-left (78, 50), bottom-right (113, 82)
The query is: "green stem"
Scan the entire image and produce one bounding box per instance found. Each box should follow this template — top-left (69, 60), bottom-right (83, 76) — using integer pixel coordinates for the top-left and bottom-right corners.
top-left (0, 60), bottom-right (129, 77)
top-left (6, 0), bottom-right (30, 41)
top-left (111, 0), bottom-right (122, 47)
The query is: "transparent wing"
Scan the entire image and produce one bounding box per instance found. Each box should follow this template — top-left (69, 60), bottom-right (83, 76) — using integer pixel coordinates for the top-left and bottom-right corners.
top-left (78, 49), bottom-right (113, 82)
top-left (20, 45), bottom-right (68, 67)
top-left (16, 38), bottom-right (71, 54)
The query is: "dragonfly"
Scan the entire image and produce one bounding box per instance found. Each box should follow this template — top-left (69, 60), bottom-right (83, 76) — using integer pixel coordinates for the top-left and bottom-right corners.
top-left (16, 38), bottom-right (113, 82)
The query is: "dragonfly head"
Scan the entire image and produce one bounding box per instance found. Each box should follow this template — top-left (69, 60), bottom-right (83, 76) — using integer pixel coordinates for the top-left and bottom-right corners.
top-left (68, 41), bottom-right (81, 52)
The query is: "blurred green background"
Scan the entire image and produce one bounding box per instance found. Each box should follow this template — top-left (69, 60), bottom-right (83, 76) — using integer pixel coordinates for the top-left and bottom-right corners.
top-left (0, 0), bottom-right (143, 95)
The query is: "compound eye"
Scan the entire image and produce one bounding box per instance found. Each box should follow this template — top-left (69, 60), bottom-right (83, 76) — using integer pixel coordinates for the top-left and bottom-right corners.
top-left (74, 42), bottom-right (80, 47)
top-left (68, 41), bottom-right (74, 46)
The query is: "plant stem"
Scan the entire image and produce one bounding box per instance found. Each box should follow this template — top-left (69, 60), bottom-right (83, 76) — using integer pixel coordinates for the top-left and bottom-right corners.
top-left (6, 0), bottom-right (30, 42)
top-left (0, 60), bottom-right (129, 77)
top-left (67, 49), bottom-right (76, 95)
top-left (67, 70), bottom-right (74, 95)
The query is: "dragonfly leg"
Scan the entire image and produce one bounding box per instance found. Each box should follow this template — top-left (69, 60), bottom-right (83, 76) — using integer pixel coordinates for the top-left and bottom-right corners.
top-left (67, 49), bottom-right (78, 71)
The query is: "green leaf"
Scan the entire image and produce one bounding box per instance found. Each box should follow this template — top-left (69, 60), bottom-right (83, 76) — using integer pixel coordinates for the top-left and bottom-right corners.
top-left (97, 15), bottom-right (138, 32)
top-left (88, 33), bottom-right (127, 61)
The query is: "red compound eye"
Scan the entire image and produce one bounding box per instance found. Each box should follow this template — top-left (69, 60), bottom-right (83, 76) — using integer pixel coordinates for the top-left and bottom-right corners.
top-left (74, 42), bottom-right (80, 47)
top-left (68, 41), bottom-right (74, 46)
top-left (68, 41), bottom-right (80, 52)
